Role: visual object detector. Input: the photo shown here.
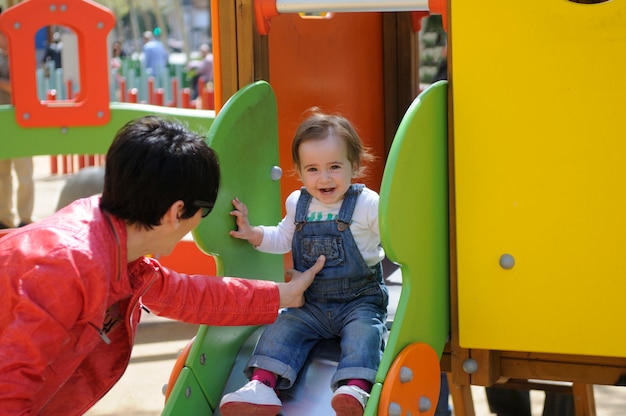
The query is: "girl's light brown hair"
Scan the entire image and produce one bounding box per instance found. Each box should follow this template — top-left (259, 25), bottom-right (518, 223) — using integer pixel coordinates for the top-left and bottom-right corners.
top-left (291, 108), bottom-right (374, 178)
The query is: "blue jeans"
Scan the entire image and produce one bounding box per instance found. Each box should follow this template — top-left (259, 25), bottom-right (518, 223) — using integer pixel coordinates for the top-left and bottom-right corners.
top-left (245, 284), bottom-right (388, 390)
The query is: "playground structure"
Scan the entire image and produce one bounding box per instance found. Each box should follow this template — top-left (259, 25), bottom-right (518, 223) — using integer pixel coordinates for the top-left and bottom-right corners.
top-left (2, 0), bottom-right (626, 415)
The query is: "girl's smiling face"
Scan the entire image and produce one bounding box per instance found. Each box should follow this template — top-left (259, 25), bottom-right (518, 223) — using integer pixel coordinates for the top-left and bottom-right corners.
top-left (297, 134), bottom-right (356, 205)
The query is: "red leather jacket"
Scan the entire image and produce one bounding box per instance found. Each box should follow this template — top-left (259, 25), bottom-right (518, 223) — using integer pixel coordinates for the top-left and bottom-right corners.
top-left (0, 196), bottom-right (280, 415)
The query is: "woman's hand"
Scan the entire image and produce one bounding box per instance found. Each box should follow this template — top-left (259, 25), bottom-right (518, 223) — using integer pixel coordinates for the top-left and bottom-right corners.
top-left (277, 255), bottom-right (325, 308)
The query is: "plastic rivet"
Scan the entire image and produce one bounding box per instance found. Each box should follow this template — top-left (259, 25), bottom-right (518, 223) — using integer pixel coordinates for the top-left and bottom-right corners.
top-left (419, 396), bottom-right (432, 412)
top-left (399, 366), bottom-right (413, 383)
top-left (270, 165), bottom-right (282, 181)
top-left (388, 402), bottom-right (402, 416)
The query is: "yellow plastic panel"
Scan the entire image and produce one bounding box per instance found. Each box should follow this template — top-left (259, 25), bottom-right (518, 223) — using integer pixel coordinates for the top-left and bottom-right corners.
top-left (452, 0), bottom-right (626, 357)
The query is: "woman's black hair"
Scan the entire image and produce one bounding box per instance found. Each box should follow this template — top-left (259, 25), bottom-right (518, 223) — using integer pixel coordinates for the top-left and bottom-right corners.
top-left (100, 116), bottom-right (220, 229)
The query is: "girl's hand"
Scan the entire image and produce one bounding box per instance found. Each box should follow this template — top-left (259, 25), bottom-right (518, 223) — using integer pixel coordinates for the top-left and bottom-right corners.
top-left (229, 198), bottom-right (263, 246)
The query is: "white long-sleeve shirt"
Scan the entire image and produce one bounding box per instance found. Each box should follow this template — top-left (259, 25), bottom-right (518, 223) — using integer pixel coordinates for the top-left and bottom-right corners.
top-left (257, 187), bottom-right (385, 267)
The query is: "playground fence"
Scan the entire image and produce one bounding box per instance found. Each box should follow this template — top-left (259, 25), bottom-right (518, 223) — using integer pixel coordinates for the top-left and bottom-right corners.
top-left (39, 59), bottom-right (215, 175)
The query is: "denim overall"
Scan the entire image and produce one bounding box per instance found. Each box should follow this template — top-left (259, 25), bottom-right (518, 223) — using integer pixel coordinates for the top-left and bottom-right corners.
top-left (245, 184), bottom-right (388, 390)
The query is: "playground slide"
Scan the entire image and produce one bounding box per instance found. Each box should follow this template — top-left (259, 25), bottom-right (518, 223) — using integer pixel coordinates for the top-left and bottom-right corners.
top-left (163, 80), bottom-right (450, 415)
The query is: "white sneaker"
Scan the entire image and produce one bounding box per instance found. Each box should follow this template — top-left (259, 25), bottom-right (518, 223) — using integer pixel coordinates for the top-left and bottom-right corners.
top-left (331, 385), bottom-right (370, 416)
top-left (219, 380), bottom-right (282, 416)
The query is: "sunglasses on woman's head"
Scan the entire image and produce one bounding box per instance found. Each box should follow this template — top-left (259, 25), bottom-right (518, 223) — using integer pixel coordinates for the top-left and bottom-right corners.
top-left (193, 200), bottom-right (214, 218)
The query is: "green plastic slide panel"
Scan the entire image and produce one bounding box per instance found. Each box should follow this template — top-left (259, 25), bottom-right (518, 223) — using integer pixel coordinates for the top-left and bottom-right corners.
top-left (366, 81), bottom-right (450, 416)
top-left (165, 81), bottom-right (284, 414)
top-left (161, 367), bottom-right (212, 415)
top-left (193, 80), bottom-right (283, 281)
top-left (161, 325), bottom-right (260, 415)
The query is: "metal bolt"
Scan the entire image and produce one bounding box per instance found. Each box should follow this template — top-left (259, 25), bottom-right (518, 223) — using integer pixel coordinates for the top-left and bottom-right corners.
top-left (185, 387), bottom-right (192, 398)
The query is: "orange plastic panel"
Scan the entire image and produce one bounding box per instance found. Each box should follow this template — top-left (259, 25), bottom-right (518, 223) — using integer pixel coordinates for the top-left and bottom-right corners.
top-left (379, 342), bottom-right (441, 416)
top-left (0, 0), bottom-right (114, 127)
top-left (163, 337), bottom-right (195, 403)
top-left (157, 240), bottom-right (217, 276)
top-left (268, 13), bottom-right (386, 201)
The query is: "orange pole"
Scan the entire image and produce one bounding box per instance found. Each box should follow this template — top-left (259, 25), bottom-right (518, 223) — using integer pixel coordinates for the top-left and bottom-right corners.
top-left (181, 88), bottom-right (192, 109)
top-left (155, 88), bottom-right (164, 106)
top-left (148, 77), bottom-right (155, 104)
top-left (120, 78), bottom-right (127, 102)
top-left (169, 77), bottom-right (178, 107)
top-left (50, 156), bottom-right (58, 174)
top-left (62, 154), bottom-right (69, 174)
top-left (206, 84), bottom-right (215, 110)
top-left (66, 79), bottom-right (73, 99)
top-left (196, 77), bottom-right (204, 100)
top-left (200, 86), bottom-right (210, 110)
top-left (128, 88), bottom-right (138, 103)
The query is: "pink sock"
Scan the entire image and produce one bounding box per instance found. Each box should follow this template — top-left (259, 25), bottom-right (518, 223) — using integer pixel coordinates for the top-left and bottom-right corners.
top-left (347, 378), bottom-right (372, 393)
top-left (251, 368), bottom-right (277, 388)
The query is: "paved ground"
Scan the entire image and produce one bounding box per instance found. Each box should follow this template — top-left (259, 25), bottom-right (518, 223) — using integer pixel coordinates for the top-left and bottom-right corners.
top-left (25, 156), bottom-right (626, 415)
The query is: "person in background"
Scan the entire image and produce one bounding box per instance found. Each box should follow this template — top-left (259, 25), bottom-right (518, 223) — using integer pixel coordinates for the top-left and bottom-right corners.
top-left (42, 30), bottom-right (62, 69)
top-left (189, 43), bottom-right (214, 100)
top-left (142, 29), bottom-right (169, 88)
top-left (220, 110), bottom-right (388, 416)
top-left (112, 40), bottom-right (126, 60)
top-left (110, 40), bottom-right (127, 94)
top-left (0, 13), bottom-right (34, 229)
top-left (0, 115), bottom-right (325, 414)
